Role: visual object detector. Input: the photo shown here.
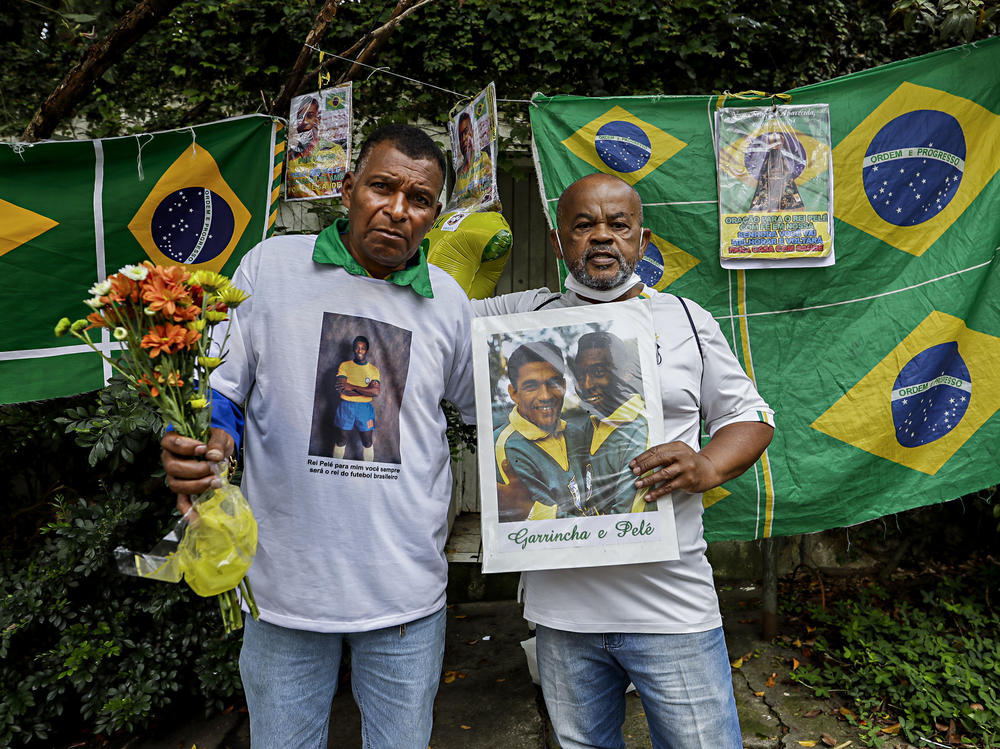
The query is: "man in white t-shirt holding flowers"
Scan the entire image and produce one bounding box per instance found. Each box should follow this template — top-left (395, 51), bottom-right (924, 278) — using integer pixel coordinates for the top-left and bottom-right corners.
top-left (160, 125), bottom-right (474, 749)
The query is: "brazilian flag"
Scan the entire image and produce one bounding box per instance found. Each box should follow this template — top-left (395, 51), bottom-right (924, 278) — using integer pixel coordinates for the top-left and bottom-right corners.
top-left (0, 115), bottom-right (284, 404)
top-left (530, 38), bottom-right (1000, 541)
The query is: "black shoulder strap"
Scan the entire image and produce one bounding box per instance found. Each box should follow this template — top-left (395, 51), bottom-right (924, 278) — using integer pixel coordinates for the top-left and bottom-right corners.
top-left (674, 296), bottom-right (706, 440)
top-left (676, 295), bottom-right (703, 361)
top-left (532, 293), bottom-right (563, 312)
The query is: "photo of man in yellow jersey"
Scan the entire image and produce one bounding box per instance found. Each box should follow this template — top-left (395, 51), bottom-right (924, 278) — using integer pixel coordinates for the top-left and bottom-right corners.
top-left (334, 335), bottom-right (381, 462)
top-left (493, 341), bottom-right (590, 522)
top-left (570, 331), bottom-right (650, 515)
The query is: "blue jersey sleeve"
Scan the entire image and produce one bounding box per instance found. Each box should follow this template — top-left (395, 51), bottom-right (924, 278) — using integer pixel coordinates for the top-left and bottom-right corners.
top-left (210, 388), bottom-right (244, 453)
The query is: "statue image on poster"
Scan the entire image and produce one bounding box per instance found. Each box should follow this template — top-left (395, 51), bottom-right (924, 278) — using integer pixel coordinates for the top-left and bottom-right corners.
top-left (471, 299), bottom-right (678, 573)
top-left (716, 103), bottom-right (835, 269)
top-left (285, 84), bottom-right (353, 201)
top-left (446, 82), bottom-right (500, 212)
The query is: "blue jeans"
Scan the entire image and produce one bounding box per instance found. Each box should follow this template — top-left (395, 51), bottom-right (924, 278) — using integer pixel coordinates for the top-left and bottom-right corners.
top-left (239, 607), bottom-right (446, 749)
top-left (535, 625), bottom-right (741, 749)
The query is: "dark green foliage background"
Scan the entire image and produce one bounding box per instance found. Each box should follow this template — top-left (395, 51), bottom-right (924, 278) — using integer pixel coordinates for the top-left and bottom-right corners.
top-left (1, 0), bottom-right (973, 148)
top-left (788, 564), bottom-right (1000, 746)
top-left (0, 377), bottom-right (243, 747)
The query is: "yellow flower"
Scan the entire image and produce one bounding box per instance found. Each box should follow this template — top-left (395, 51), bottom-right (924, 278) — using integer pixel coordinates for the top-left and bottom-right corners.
top-left (187, 318), bottom-right (207, 331)
top-left (70, 319), bottom-right (90, 333)
top-left (188, 397), bottom-right (208, 410)
top-left (199, 356), bottom-right (223, 370)
top-left (205, 310), bottom-right (229, 323)
top-left (189, 270), bottom-right (230, 291)
top-left (217, 286), bottom-right (250, 307)
top-left (55, 318), bottom-right (71, 337)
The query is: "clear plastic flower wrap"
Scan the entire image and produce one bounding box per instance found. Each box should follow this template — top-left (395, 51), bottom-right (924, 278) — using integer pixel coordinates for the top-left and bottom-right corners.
top-left (115, 465), bottom-right (259, 631)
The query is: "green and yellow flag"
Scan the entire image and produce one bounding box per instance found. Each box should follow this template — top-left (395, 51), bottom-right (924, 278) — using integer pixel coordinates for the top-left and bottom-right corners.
top-left (0, 115), bottom-right (283, 404)
top-left (530, 39), bottom-right (1000, 540)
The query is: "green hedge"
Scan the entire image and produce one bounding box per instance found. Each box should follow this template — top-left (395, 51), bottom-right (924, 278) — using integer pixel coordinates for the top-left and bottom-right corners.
top-left (0, 377), bottom-right (242, 747)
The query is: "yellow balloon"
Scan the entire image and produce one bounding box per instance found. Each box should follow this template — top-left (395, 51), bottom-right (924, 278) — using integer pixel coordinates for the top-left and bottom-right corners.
top-left (425, 211), bottom-right (512, 299)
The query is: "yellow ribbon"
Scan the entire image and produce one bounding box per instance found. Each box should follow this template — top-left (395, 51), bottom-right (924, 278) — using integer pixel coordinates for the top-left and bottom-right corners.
top-left (715, 90), bottom-right (793, 110)
top-left (318, 51), bottom-right (330, 89)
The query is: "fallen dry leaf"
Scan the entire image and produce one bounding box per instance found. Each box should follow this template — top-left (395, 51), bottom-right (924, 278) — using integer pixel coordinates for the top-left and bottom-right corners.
top-left (793, 637), bottom-right (802, 647)
top-left (754, 691), bottom-right (765, 697)
top-left (496, 677), bottom-right (505, 682)
top-left (971, 703), bottom-right (985, 711)
top-left (443, 671), bottom-right (457, 684)
top-left (454, 614), bottom-right (467, 619)
top-left (803, 709), bottom-right (822, 718)
top-left (839, 706), bottom-right (856, 721)
top-left (730, 657), bottom-right (744, 668)
top-left (460, 725), bottom-right (471, 730)
top-left (793, 658), bottom-right (801, 670)
top-left (820, 733), bottom-right (836, 746)
top-left (832, 742), bottom-right (853, 749)
top-left (797, 741), bottom-right (818, 747)
top-left (880, 723), bottom-right (901, 735)
top-left (765, 673), bottom-right (777, 688)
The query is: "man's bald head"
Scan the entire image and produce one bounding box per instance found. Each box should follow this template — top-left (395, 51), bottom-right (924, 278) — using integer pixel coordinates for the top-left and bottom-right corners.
top-left (555, 173), bottom-right (644, 230)
top-left (549, 172), bottom-right (651, 296)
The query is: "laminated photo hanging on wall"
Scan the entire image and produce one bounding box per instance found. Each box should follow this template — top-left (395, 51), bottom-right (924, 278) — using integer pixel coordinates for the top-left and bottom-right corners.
top-left (471, 299), bottom-right (678, 573)
top-left (716, 103), bottom-right (835, 269)
top-left (446, 82), bottom-right (500, 212)
top-left (284, 83), bottom-right (353, 201)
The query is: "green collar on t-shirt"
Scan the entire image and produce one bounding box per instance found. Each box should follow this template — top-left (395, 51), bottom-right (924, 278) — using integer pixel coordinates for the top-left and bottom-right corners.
top-left (312, 217), bottom-right (434, 298)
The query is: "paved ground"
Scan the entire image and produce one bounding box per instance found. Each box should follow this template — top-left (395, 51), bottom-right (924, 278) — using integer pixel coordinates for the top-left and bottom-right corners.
top-left (133, 585), bottom-right (919, 749)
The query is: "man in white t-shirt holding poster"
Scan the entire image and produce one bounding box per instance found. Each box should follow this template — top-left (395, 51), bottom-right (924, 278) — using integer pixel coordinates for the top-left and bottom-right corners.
top-left (473, 172), bottom-right (774, 748)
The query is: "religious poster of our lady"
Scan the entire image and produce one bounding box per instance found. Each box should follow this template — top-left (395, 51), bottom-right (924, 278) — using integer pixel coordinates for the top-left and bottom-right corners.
top-left (446, 82), bottom-right (500, 212)
top-left (471, 299), bottom-right (678, 573)
top-left (716, 103), bottom-right (835, 269)
top-left (284, 84), bottom-right (353, 201)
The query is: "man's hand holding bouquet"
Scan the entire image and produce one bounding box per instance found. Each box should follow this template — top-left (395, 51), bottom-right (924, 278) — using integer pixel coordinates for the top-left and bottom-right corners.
top-left (56, 261), bottom-right (258, 632)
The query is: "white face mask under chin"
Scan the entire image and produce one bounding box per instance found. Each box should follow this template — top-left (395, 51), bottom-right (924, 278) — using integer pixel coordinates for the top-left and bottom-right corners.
top-left (563, 271), bottom-right (644, 302)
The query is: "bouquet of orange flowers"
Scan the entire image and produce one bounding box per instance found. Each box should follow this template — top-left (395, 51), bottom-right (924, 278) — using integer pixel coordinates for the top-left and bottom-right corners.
top-left (56, 261), bottom-right (258, 632)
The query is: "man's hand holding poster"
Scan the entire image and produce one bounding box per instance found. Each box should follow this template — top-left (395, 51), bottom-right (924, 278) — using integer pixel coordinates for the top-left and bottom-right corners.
top-left (472, 299), bottom-right (679, 573)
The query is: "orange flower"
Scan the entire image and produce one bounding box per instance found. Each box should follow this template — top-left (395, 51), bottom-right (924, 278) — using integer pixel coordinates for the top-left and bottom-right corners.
top-left (105, 274), bottom-right (140, 304)
top-left (170, 302), bottom-right (202, 322)
top-left (140, 323), bottom-right (196, 358)
top-left (166, 371), bottom-right (185, 387)
top-left (86, 310), bottom-right (110, 329)
top-left (136, 374), bottom-right (160, 398)
top-left (141, 265), bottom-right (193, 318)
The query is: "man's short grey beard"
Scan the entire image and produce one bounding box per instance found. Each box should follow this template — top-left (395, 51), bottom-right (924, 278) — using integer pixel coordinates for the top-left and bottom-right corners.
top-left (568, 244), bottom-right (636, 291)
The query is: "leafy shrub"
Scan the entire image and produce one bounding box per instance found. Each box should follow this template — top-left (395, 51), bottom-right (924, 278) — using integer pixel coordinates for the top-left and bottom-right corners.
top-left (789, 565), bottom-right (1000, 747)
top-left (0, 377), bottom-right (242, 747)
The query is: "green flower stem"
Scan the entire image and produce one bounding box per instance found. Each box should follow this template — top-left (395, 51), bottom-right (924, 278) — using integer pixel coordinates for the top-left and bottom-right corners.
top-left (240, 577), bottom-right (260, 621)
